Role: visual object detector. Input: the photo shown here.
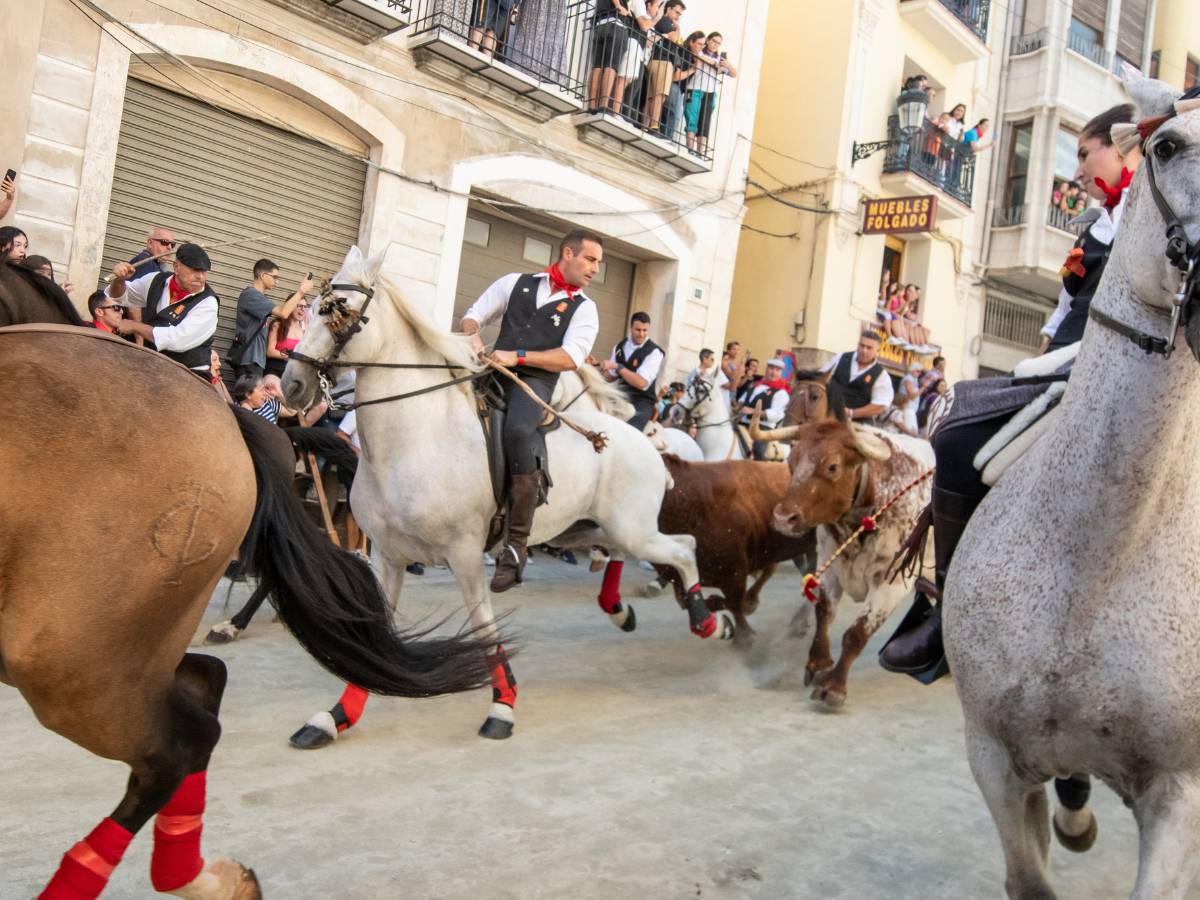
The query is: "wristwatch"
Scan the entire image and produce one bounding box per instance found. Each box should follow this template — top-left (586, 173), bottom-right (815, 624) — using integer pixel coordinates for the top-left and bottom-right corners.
top-left (516, 349), bottom-right (527, 365)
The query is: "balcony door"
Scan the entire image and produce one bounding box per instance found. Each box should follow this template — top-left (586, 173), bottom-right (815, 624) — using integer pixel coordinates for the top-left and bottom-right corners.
top-left (1002, 121), bottom-right (1034, 211)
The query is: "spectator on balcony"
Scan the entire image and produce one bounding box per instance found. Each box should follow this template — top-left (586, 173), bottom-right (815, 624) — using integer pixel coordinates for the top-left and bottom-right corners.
top-left (587, 0), bottom-right (632, 112)
top-left (662, 30), bottom-right (702, 144)
top-left (902, 284), bottom-right (933, 351)
top-left (1063, 182), bottom-right (1086, 214)
top-left (962, 118), bottom-right (991, 154)
top-left (642, 0), bottom-right (685, 133)
top-left (470, 0), bottom-right (518, 60)
top-left (685, 31), bottom-right (735, 157)
top-left (944, 103), bottom-right (967, 140)
top-left (508, 0), bottom-right (569, 85)
top-left (612, 0), bottom-right (662, 116)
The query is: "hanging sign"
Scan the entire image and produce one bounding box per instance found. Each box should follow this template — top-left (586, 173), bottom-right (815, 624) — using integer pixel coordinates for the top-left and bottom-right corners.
top-left (862, 195), bottom-right (938, 235)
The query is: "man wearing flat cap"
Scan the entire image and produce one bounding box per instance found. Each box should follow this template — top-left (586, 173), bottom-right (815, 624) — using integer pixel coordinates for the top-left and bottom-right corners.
top-left (107, 242), bottom-right (220, 376)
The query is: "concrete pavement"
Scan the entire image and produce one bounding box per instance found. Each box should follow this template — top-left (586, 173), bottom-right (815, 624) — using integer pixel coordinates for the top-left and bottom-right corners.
top-left (0, 559), bottom-right (1189, 898)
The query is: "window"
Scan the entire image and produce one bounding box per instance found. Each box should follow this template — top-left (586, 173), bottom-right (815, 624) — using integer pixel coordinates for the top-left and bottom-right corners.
top-left (522, 236), bottom-right (552, 266)
top-left (1067, 18), bottom-right (1106, 66)
top-left (463, 217), bottom-right (490, 247)
top-left (1003, 122), bottom-right (1033, 209)
top-left (1053, 128), bottom-right (1078, 182)
top-left (1188, 55), bottom-right (1200, 91)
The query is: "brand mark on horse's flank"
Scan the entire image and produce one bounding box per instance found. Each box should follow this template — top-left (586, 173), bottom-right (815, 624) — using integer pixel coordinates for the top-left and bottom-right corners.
top-left (151, 483), bottom-right (223, 586)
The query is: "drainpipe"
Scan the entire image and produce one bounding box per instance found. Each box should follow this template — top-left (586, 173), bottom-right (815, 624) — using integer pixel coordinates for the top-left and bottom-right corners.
top-left (979, 0), bottom-right (1018, 279)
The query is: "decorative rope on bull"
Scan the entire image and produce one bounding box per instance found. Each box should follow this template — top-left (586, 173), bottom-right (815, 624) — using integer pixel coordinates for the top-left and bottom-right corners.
top-left (801, 467), bottom-right (936, 603)
top-left (484, 356), bottom-right (609, 453)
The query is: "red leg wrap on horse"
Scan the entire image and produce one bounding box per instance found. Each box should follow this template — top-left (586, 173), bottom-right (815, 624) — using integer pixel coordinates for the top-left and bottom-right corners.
top-left (335, 684), bottom-right (369, 732)
top-left (40, 818), bottom-right (133, 900)
top-left (597, 560), bottom-right (625, 614)
top-left (488, 645), bottom-right (518, 708)
top-left (149, 771), bottom-right (206, 892)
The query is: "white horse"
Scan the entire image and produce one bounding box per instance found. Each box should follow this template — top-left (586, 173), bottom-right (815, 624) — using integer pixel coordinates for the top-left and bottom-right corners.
top-left (676, 372), bottom-right (746, 460)
top-left (282, 248), bottom-right (735, 744)
top-left (643, 421), bottom-right (705, 461)
top-left (945, 71), bottom-right (1200, 899)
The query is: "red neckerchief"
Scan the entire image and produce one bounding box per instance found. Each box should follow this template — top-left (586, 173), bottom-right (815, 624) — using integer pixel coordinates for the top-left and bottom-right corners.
top-left (544, 264), bottom-right (581, 300)
top-left (167, 276), bottom-right (192, 304)
top-left (92, 319), bottom-right (114, 333)
top-left (1094, 167), bottom-right (1133, 210)
top-left (761, 377), bottom-right (790, 392)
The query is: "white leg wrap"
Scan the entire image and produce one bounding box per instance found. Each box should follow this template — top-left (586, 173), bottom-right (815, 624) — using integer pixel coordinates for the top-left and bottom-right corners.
top-left (304, 710), bottom-right (338, 741)
top-left (487, 702), bottom-right (515, 723)
top-left (1054, 804), bottom-right (1092, 837)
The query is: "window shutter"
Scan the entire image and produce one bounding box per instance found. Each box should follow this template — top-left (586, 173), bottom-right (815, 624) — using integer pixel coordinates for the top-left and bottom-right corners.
top-left (1072, 0), bottom-right (1108, 36)
top-left (1116, 0), bottom-right (1149, 67)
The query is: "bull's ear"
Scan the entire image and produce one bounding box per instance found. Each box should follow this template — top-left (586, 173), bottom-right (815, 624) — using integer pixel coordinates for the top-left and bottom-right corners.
top-left (850, 426), bottom-right (892, 462)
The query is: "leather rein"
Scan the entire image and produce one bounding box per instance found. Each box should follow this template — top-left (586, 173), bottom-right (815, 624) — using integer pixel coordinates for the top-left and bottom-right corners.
top-left (1086, 119), bottom-right (1200, 358)
top-left (286, 281), bottom-right (482, 412)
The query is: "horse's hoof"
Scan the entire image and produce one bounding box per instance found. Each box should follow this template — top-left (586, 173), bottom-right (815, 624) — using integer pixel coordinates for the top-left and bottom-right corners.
top-left (589, 558), bottom-right (606, 573)
top-left (478, 716), bottom-right (514, 740)
top-left (1053, 811), bottom-right (1098, 853)
top-left (715, 610), bottom-right (736, 641)
top-left (171, 858), bottom-right (262, 899)
top-left (804, 664), bottom-right (832, 687)
top-left (641, 578), bottom-right (664, 598)
top-left (289, 711), bottom-right (338, 750)
top-left (821, 688), bottom-right (846, 708)
top-left (617, 604), bottom-right (637, 632)
top-left (204, 622), bottom-right (240, 645)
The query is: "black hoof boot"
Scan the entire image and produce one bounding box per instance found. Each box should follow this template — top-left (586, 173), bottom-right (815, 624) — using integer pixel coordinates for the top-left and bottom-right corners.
top-left (478, 716), bottom-right (514, 740)
top-left (289, 722), bottom-right (336, 750)
top-left (620, 604), bottom-right (637, 633)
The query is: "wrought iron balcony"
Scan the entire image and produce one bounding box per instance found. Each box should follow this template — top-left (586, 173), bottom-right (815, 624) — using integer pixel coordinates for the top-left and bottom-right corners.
top-left (881, 116), bottom-right (976, 207)
top-left (901, 0), bottom-right (990, 46)
top-left (1010, 28), bottom-right (1047, 56)
top-left (983, 295), bottom-right (1047, 350)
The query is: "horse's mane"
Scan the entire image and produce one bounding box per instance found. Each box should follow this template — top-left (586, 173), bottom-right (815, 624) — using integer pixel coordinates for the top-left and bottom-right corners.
top-left (0, 262), bottom-right (86, 327)
top-left (570, 365), bottom-right (636, 420)
top-left (372, 271), bottom-right (482, 373)
top-left (794, 368), bottom-right (847, 423)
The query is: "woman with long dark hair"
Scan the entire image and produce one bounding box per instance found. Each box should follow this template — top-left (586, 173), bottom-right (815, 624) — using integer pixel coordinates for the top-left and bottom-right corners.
top-left (0, 225), bottom-right (28, 263)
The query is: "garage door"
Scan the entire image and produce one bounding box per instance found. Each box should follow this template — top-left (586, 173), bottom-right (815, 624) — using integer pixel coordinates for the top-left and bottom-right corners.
top-left (454, 208), bottom-right (635, 361)
top-left (101, 78), bottom-right (367, 361)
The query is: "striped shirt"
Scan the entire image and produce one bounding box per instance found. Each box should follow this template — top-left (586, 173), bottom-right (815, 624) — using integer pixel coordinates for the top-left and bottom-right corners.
top-left (252, 397), bottom-right (281, 424)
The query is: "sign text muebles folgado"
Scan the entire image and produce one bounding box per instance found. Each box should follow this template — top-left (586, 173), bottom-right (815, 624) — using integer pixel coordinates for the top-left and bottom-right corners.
top-left (862, 195), bottom-right (938, 235)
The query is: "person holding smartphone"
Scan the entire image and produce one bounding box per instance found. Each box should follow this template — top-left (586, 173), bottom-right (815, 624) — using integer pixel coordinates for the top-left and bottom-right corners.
top-left (1, 169), bottom-right (16, 221)
top-left (232, 258), bottom-right (314, 381)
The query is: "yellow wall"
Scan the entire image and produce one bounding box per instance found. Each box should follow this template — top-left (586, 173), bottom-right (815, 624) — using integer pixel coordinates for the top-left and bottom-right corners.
top-left (1153, 0), bottom-right (1200, 92)
top-left (728, 1), bottom-right (994, 381)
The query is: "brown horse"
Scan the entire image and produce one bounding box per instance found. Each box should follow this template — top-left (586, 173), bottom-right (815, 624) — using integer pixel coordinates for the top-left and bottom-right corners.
top-left (0, 262), bottom-right (495, 898)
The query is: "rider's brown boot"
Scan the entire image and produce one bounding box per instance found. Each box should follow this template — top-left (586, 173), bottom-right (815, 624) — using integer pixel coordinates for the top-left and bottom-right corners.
top-left (491, 473), bottom-right (540, 593)
top-left (879, 485), bottom-right (979, 680)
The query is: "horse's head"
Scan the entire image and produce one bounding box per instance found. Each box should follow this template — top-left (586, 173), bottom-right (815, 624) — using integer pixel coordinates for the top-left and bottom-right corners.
top-left (679, 373), bottom-right (716, 419)
top-left (283, 245), bottom-right (385, 410)
top-left (1116, 68), bottom-right (1200, 360)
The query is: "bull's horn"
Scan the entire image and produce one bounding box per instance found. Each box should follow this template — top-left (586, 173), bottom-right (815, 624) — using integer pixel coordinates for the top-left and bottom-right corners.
top-left (749, 406), bottom-right (801, 443)
top-left (850, 425), bottom-right (892, 462)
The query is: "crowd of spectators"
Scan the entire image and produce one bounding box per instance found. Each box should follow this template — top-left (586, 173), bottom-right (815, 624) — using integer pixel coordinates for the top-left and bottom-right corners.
top-left (877, 272), bottom-right (937, 354)
top-left (902, 75), bottom-right (991, 190)
top-left (1052, 179), bottom-right (1088, 216)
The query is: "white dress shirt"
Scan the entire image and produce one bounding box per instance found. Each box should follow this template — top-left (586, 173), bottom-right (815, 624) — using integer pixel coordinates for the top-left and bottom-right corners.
top-left (609, 336), bottom-right (664, 388)
top-left (108, 271), bottom-right (219, 355)
top-left (742, 381), bottom-right (790, 427)
top-left (821, 351), bottom-right (895, 408)
top-left (462, 272), bottom-right (599, 368)
top-left (1041, 191), bottom-right (1127, 339)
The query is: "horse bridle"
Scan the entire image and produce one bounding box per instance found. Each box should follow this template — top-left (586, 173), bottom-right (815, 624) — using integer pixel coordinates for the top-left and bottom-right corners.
top-left (287, 280), bottom-right (478, 411)
top-left (679, 376), bottom-right (736, 430)
top-left (1087, 115), bottom-right (1200, 358)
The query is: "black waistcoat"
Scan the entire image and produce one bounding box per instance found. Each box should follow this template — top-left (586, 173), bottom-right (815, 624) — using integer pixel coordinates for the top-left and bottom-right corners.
top-left (832, 353), bottom-right (884, 409)
top-left (1048, 227), bottom-right (1111, 351)
top-left (614, 338), bottom-right (661, 401)
top-left (494, 274), bottom-right (585, 387)
top-left (142, 272), bottom-right (219, 370)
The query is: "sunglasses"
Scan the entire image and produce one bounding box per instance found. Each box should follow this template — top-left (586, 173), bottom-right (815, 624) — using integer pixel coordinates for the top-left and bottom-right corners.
top-left (153, 239), bottom-right (177, 248)
top-left (96, 305), bottom-right (123, 312)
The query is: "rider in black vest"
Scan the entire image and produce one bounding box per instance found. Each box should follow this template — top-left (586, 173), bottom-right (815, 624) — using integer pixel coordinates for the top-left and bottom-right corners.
top-left (879, 102), bottom-right (1144, 682)
top-left (604, 311), bottom-right (663, 431)
top-left (105, 242), bottom-right (219, 376)
top-left (822, 331), bottom-right (894, 423)
top-left (462, 230), bottom-right (604, 593)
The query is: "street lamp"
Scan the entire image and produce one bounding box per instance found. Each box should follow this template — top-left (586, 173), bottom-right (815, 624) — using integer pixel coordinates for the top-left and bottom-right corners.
top-left (851, 86), bottom-right (930, 166)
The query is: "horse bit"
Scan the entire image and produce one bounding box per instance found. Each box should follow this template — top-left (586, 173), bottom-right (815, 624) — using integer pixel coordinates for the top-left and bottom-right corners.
top-left (1088, 105), bottom-right (1200, 358)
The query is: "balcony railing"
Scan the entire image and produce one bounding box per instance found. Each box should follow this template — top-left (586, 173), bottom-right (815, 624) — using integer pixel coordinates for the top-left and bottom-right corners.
top-left (983, 295), bottom-right (1047, 349)
top-left (409, 0), bottom-right (588, 101)
top-left (575, 12), bottom-right (723, 168)
top-left (882, 116), bottom-right (976, 207)
top-left (1010, 28), bottom-right (1047, 56)
top-left (935, 0), bottom-right (990, 43)
top-left (1066, 28), bottom-right (1110, 68)
top-left (992, 205), bottom-right (1025, 227)
top-left (1046, 203), bottom-right (1085, 233)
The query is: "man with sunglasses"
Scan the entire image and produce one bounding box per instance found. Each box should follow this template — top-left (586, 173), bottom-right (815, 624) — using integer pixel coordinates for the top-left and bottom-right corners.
top-left (129, 228), bottom-right (176, 280)
top-left (87, 290), bottom-right (125, 333)
top-left (232, 258), bottom-right (314, 381)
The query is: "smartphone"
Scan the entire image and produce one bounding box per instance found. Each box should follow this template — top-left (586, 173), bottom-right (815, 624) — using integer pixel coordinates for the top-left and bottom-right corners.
top-left (3, 169), bottom-right (15, 183)
top-left (307, 271), bottom-right (314, 280)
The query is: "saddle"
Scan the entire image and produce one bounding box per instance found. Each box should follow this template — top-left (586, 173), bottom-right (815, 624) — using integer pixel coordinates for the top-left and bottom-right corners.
top-left (474, 373), bottom-right (559, 551)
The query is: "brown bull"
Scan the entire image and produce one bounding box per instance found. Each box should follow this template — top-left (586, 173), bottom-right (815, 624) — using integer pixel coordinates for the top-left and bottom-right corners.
top-left (768, 420), bottom-right (934, 706)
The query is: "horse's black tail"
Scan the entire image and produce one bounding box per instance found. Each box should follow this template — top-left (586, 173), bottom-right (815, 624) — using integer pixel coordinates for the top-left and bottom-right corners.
top-left (230, 405), bottom-right (496, 697)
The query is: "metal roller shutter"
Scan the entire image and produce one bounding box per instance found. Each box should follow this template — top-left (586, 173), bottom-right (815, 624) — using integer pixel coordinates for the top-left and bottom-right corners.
top-left (101, 79), bottom-right (367, 361)
top-left (454, 208), bottom-right (635, 361)
top-left (1116, 0), bottom-right (1148, 65)
top-left (1071, 0), bottom-right (1107, 36)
